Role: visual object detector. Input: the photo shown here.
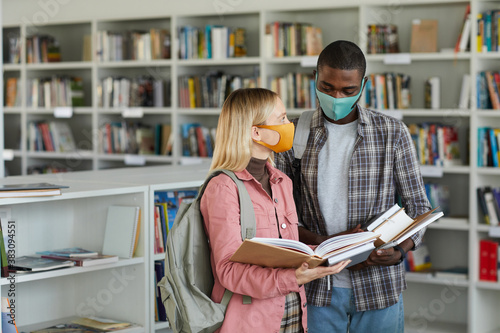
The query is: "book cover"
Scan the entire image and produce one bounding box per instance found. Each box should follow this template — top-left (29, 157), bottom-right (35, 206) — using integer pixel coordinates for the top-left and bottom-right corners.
top-left (410, 19), bottom-right (438, 53)
top-left (102, 205), bottom-right (141, 259)
top-left (230, 232), bottom-right (379, 269)
top-left (37, 247), bottom-right (98, 258)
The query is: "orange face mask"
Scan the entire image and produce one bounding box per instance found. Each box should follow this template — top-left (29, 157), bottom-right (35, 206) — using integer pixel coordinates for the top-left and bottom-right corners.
top-left (254, 122), bottom-right (295, 153)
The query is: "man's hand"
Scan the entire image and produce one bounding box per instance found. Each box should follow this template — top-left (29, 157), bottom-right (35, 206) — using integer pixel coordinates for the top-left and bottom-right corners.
top-left (348, 238), bottom-right (414, 270)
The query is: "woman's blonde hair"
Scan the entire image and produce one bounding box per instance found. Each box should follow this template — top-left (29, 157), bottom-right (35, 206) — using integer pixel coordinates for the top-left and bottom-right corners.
top-left (209, 88), bottom-right (278, 172)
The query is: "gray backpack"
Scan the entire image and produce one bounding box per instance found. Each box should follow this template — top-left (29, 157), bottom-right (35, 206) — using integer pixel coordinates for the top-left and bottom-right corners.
top-left (158, 170), bottom-right (255, 333)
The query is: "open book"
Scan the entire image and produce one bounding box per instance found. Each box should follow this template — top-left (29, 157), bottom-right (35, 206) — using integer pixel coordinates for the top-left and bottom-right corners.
top-left (362, 204), bottom-right (444, 249)
top-left (229, 231), bottom-right (379, 269)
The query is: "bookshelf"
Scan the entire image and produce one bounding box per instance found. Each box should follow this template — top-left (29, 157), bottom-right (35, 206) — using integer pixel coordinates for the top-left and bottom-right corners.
top-left (2, 0), bottom-right (500, 332)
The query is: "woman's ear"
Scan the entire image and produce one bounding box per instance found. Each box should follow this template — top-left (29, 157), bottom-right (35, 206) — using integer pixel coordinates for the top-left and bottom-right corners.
top-left (251, 125), bottom-right (261, 141)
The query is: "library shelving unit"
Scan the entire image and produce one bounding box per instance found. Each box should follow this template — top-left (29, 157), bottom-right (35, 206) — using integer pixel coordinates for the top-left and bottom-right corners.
top-left (2, 0), bottom-right (500, 332)
top-left (0, 163), bottom-right (212, 332)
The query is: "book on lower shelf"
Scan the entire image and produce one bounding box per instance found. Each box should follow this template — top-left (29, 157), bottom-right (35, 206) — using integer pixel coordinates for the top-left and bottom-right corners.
top-left (9, 256), bottom-right (75, 272)
top-left (361, 204), bottom-right (444, 249)
top-left (230, 231), bottom-right (379, 269)
top-left (0, 182), bottom-right (69, 198)
top-left (40, 254), bottom-right (119, 267)
top-left (36, 247), bottom-right (99, 258)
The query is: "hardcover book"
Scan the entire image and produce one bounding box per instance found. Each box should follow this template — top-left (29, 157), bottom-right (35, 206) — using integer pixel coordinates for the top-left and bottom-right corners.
top-left (230, 232), bottom-right (379, 269)
top-left (362, 204), bottom-right (444, 249)
top-left (9, 256), bottom-right (75, 272)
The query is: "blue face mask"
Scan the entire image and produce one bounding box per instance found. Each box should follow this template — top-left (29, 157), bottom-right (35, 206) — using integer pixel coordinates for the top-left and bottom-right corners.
top-left (315, 74), bottom-right (365, 121)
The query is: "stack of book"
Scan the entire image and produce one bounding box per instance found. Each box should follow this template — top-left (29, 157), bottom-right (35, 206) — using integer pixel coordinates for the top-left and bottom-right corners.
top-left (0, 183), bottom-right (69, 199)
top-left (36, 247), bottom-right (119, 267)
top-left (31, 316), bottom-right (140, 332)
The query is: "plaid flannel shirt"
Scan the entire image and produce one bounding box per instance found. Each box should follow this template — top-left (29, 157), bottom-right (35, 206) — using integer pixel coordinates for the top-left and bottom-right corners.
top-left (275, 106), bottom-right (431, 311)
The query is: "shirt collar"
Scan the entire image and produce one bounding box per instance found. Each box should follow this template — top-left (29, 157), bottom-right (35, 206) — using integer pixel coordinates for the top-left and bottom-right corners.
top-left (313, 104), bottom-right (370, 136)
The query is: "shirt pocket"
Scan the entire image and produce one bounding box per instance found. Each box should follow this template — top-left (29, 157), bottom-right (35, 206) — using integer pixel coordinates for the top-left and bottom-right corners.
top-left (279, 211), bottom-right (299, 240)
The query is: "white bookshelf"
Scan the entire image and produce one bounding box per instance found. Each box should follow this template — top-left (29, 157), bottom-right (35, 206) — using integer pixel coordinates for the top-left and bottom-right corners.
top-left (2, 0), bottom-right (500, 332)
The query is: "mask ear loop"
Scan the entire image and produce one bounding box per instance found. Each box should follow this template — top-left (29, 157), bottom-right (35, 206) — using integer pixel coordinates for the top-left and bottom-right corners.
top-left (349, 77), bottom-right (367, 110)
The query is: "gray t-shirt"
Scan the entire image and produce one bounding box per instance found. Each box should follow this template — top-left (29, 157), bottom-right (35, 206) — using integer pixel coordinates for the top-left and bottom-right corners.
top-left (318, 119), bottom-right (358, 288)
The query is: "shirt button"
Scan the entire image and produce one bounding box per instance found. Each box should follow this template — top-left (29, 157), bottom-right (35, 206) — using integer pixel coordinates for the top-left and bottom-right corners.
top-left (274, 198), bottom-right (278, 203)
top-left (281, 223), bottom-right (287, 229)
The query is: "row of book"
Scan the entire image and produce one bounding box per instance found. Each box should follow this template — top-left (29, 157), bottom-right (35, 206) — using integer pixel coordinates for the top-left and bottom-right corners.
top-left (363, 73), bottom-right (411, 110)
top-left (26, 34), bottom-right (62, 63)
top-left (97, 76), bottom-right (169, 108)
top-left (178, 71), bottom-right (258, 108)
top-left (6, 35), bottom-right (21, 64)
top-left (477, 71), bottom-right (500, 110)
top-left (479, 239), bottom-right (500, 282)
top-left (264, 21), bottom-right (323, 58)
top-left (425, 183), bottom-right (450, 217)
top-left (153, 189), bottom-right (198, 254)
top-left (408, 123), bottom-right (461, 167)
top-left (366, 24), bottom-right (400, 54)
top-left (477, 10), bottom-right (500, 53)
top-left (28, 76), bottom-right (85, 108)
top-left (268, 73), bottom-right (317, 109)
top-left (27, 121), bottom-right (77, 152)
top-left (478, 186), bottom-right (500, 226)
top-left (5, 76), bottom-right (84, 108)
top-left (4, 77), bottom-right (21, 107)
top-left (28, 164), bottom-right (70, 174)
top-left (99, 121), bottom-right (173, 156)
top-left (178, 25), bottom-right (247, 59)
top-left (478, 127), bottom-right (500, 167)
top-left (154, 260), bottom-right (168, 321)
top-left (96, 29), bottom-right (171, 62)
top-left (181, 123), bottom-right (216, 158)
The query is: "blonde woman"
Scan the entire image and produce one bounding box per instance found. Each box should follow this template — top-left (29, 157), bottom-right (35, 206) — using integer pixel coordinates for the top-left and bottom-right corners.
top-left (200, 88), bottom-right (350, 333)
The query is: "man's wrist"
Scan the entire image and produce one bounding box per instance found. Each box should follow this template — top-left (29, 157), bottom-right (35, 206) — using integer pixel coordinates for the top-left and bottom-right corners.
top-left (393, 245), bottom-right (406, 265)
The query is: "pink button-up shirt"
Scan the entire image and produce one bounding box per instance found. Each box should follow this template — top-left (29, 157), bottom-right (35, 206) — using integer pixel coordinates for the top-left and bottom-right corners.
top-left (200, 163), bottom-right (308, 333)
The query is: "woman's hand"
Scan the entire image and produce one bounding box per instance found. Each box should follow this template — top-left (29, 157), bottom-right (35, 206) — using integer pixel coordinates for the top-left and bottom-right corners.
top-left (295, 260), bottom-right (351, 286)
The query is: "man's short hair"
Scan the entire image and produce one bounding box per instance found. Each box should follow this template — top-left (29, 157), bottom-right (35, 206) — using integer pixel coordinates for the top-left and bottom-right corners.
top-left (317, 40), bottom-right (366, 78)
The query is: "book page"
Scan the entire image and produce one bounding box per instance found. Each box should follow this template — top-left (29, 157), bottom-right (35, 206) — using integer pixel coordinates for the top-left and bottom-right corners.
top-left (373, 209), bottom-right (415, 243)
top-left (249, 237), bottom-right (314, 256)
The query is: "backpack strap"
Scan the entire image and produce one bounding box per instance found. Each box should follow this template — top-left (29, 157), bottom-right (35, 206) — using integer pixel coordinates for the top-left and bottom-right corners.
top-left (218, 169), bottom-right (256, 240)
top-left (292, 110), bottom-right (314, 160)
top-left (291, 110), bottom-right (314, 220)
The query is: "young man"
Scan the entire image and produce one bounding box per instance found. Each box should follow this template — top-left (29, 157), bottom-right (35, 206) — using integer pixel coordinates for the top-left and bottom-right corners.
top-left (275, 40), bottom-right (431, 332)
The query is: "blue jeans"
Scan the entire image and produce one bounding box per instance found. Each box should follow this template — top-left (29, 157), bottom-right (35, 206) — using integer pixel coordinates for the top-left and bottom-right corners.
top-left (307, 287), bottom-right (404, 333)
